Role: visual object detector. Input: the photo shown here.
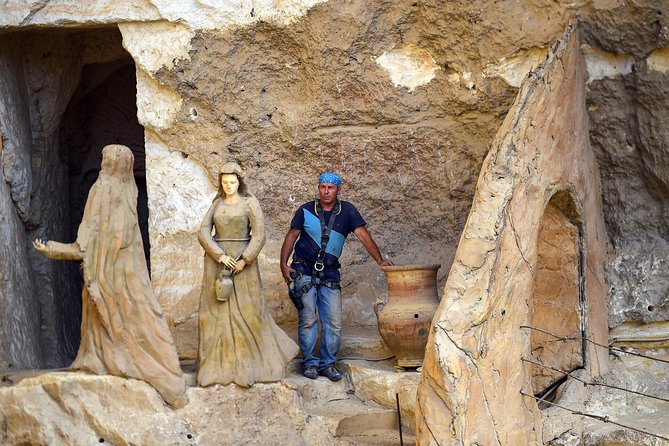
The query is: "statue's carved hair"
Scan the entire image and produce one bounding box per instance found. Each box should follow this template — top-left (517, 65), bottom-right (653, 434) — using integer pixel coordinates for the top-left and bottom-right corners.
top-left (214, 162), bottom-right (252, 200)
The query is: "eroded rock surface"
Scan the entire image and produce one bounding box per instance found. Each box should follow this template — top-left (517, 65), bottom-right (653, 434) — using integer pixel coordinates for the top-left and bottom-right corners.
top-left (0, 2), bottom-right (668, 444)
top-left (0, 371), bottom-right (344, 446)
top-left (415, 25), bottom-right (609, 445)
top-left (542, 352), bottom-right (669, 445)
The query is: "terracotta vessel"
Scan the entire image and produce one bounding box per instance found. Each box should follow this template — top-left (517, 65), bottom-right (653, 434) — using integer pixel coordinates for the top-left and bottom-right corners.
top-left (375, 264), bottom-right (441, 368)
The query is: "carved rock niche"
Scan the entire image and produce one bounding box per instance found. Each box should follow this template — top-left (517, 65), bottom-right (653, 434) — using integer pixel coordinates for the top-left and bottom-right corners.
top-left (530, 195), bottom-right (584, 396)
top-left (416, 24), bottom-right (610, 445)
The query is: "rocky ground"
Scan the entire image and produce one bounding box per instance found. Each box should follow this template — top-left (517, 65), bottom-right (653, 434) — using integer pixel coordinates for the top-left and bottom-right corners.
top-left (543, 350), bottom-right (669, 445)
top-left (0, 358), bottom-right (416, 446)
top-left (2, 326), bottom-right (669, 446)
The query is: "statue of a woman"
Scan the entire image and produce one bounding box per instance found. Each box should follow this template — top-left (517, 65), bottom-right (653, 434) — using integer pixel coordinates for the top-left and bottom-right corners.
top-left (34, 144), bottom-right (187, 408)
top-left (197, 162), bottom-right (298, 387)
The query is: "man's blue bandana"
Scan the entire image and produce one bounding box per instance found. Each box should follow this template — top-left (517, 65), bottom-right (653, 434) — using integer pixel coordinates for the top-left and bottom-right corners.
top-left (319, 172), bottom-right (342, 186)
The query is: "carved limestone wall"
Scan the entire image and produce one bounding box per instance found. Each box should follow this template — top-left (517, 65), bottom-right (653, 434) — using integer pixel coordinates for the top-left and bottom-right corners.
top-left (0, 38), bottom-right (42, 371)
top-left (415, 25), bottom-right (609, 445)
top-left (0, 0), bottom-right (667, 372)
top-left (530, 200), bottom-right (583, 394)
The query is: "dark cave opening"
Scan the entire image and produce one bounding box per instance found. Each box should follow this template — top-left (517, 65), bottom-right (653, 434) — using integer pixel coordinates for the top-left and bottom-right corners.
top-left (11, 27), bottom-right (150, 368)
top-left (59, 60), bottom-right (149, 270)
top-left (52, 53), bottom-right (149, 367)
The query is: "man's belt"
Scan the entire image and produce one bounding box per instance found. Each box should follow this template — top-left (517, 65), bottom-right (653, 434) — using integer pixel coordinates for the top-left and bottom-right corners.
top-left (292, 256), bottom-right (340, 271)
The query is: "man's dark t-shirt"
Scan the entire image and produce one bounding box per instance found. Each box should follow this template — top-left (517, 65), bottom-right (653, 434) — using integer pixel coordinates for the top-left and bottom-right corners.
top-left (290, 200), bottom-right (366, 281)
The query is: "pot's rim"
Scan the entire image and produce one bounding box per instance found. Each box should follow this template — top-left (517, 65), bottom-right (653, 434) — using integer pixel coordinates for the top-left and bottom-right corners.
top-left (381, 264), bottom-right (441, 272)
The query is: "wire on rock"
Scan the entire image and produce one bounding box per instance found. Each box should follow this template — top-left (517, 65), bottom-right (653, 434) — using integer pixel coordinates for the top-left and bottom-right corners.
top-left (519, 325), bottom-right (669, 365)
top-left (521, 357), bottom-right (669, 404)
top-left (520, 391), bottom-right (669, 442)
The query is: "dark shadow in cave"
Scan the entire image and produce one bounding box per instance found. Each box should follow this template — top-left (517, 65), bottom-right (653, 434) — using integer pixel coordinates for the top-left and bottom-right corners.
top-left (53, 53), bottom-right (148, 363)
top-left (59, 60), bottom-right (149, 270)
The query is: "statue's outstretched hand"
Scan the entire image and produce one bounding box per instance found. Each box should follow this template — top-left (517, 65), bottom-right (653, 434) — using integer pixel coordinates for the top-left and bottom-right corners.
top-left (33, 239), bottom-right (48, 254)
top-left (380, 259), bottom-right (395, 267)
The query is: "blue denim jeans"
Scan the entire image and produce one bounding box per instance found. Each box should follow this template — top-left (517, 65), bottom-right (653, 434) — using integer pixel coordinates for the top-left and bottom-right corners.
top-left (295, 274), bottom-right (342, 369)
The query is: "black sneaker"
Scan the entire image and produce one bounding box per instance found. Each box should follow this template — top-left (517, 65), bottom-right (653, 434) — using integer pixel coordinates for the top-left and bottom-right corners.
top-left (303, 365), bottom-right (318, 379)
top-left (318, 365), bottom-right (342, 382)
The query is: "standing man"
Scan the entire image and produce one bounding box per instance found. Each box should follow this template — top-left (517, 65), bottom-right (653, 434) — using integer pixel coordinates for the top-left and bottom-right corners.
top-left (280, 172), bottom-right (394, 381)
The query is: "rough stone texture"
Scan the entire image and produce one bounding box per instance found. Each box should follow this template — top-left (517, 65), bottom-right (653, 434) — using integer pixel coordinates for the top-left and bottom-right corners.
top-left (126, 0), bottom-right (525, 357)
top-left (610, 321), bottom-right (669, 350)
top-left (344, 360), bottom-right (420, 426)
top-left (0, 37), bottom-right (42, 371)
top-left (542, 353), bottom-right (669, 445)
top-left (0, 0), bottom-right (328, 30)
top-left (0, 362), bottom-right (419, 446)
top-left (0, 0), bottom-right (591, 362)
top-left (587, 50), bottom-right (669, 328)
top-left (0, 371), bottom-right (345, 446)
top-left (415, 26), bottom-right (609, 445)
top-left (375, 44), bottom-right (441, 92)
top-left (0, 1), bottom-right (668, 443)
top-left (144, 134), bottom-right (215, 356)
top-left (23, 31), bottom-right (87, 368)
top-left (530, 202), bottom-right (583, 394)
top-left (576, 1), bottom-right (669, 330)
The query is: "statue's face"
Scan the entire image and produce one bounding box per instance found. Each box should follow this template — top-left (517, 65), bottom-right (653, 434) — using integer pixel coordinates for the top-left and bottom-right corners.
top-left (318, 182), bottom-right (339, 207)
top-left (100, 146), bottom-right (132, 178)
top-left (221, 173), bottom-right (240, 197)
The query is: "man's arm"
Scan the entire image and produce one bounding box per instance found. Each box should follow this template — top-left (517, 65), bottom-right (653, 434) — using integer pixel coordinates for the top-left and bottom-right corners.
top-left (280, 227), bottom-right (302, 283)
top-left (353, 226), bottom-right (394, 266)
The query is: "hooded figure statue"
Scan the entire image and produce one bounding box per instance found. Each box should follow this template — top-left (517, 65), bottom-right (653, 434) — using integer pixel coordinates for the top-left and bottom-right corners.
top-left (34, 144), bottom-right (187, 408)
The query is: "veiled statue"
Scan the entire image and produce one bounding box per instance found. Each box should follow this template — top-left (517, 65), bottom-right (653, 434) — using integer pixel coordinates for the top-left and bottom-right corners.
top-left (34, 144), bottom-right (187, 408)
top-left (197, 162), bottom-right (298, 387)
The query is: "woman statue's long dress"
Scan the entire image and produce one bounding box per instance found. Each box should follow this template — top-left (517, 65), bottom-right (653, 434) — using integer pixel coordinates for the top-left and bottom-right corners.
top-left (34, 145), bottom-right (187, 408)
top-left (197, 163), bottom-right (298, 387)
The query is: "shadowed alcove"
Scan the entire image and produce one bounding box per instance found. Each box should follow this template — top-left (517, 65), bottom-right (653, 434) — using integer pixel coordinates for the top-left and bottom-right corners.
top-left (59, 60), bottom-right (149, 269)
top-left (529, 191), bottom-right (585, 398)
top-left (51, 35), bottom-right (147, 366)
top-left (0, 27), bottom-right (149, 368)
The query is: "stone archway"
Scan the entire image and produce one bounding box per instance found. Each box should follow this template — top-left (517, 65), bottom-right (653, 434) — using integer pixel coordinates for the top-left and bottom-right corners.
top-left (529, 193), bottom-right (584, 397)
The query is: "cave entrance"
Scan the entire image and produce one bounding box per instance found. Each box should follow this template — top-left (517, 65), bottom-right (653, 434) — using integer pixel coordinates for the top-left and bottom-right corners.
top-left (12, 27), bottom-right (148, 367)
top-left (60, 59), bottom-right (149, 269)
top-left (529, 192), bottom-right (585, 398)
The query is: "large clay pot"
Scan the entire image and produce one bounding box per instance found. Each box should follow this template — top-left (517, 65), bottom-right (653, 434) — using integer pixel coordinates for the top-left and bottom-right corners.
top-left (375, 264), bottom-right (441, 368)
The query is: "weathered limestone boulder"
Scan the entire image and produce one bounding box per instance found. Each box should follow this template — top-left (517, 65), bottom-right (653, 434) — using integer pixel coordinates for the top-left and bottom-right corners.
top-left (345, 360), bottom-right (419, 425)
top-left (0, 371), bottom-right (344, 446)
top-left (415, 24), bottom-right (609, 445)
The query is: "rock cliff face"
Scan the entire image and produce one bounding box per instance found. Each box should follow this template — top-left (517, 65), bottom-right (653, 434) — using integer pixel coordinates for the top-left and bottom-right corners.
top-left (0, 1), bottom-right (668, 444)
